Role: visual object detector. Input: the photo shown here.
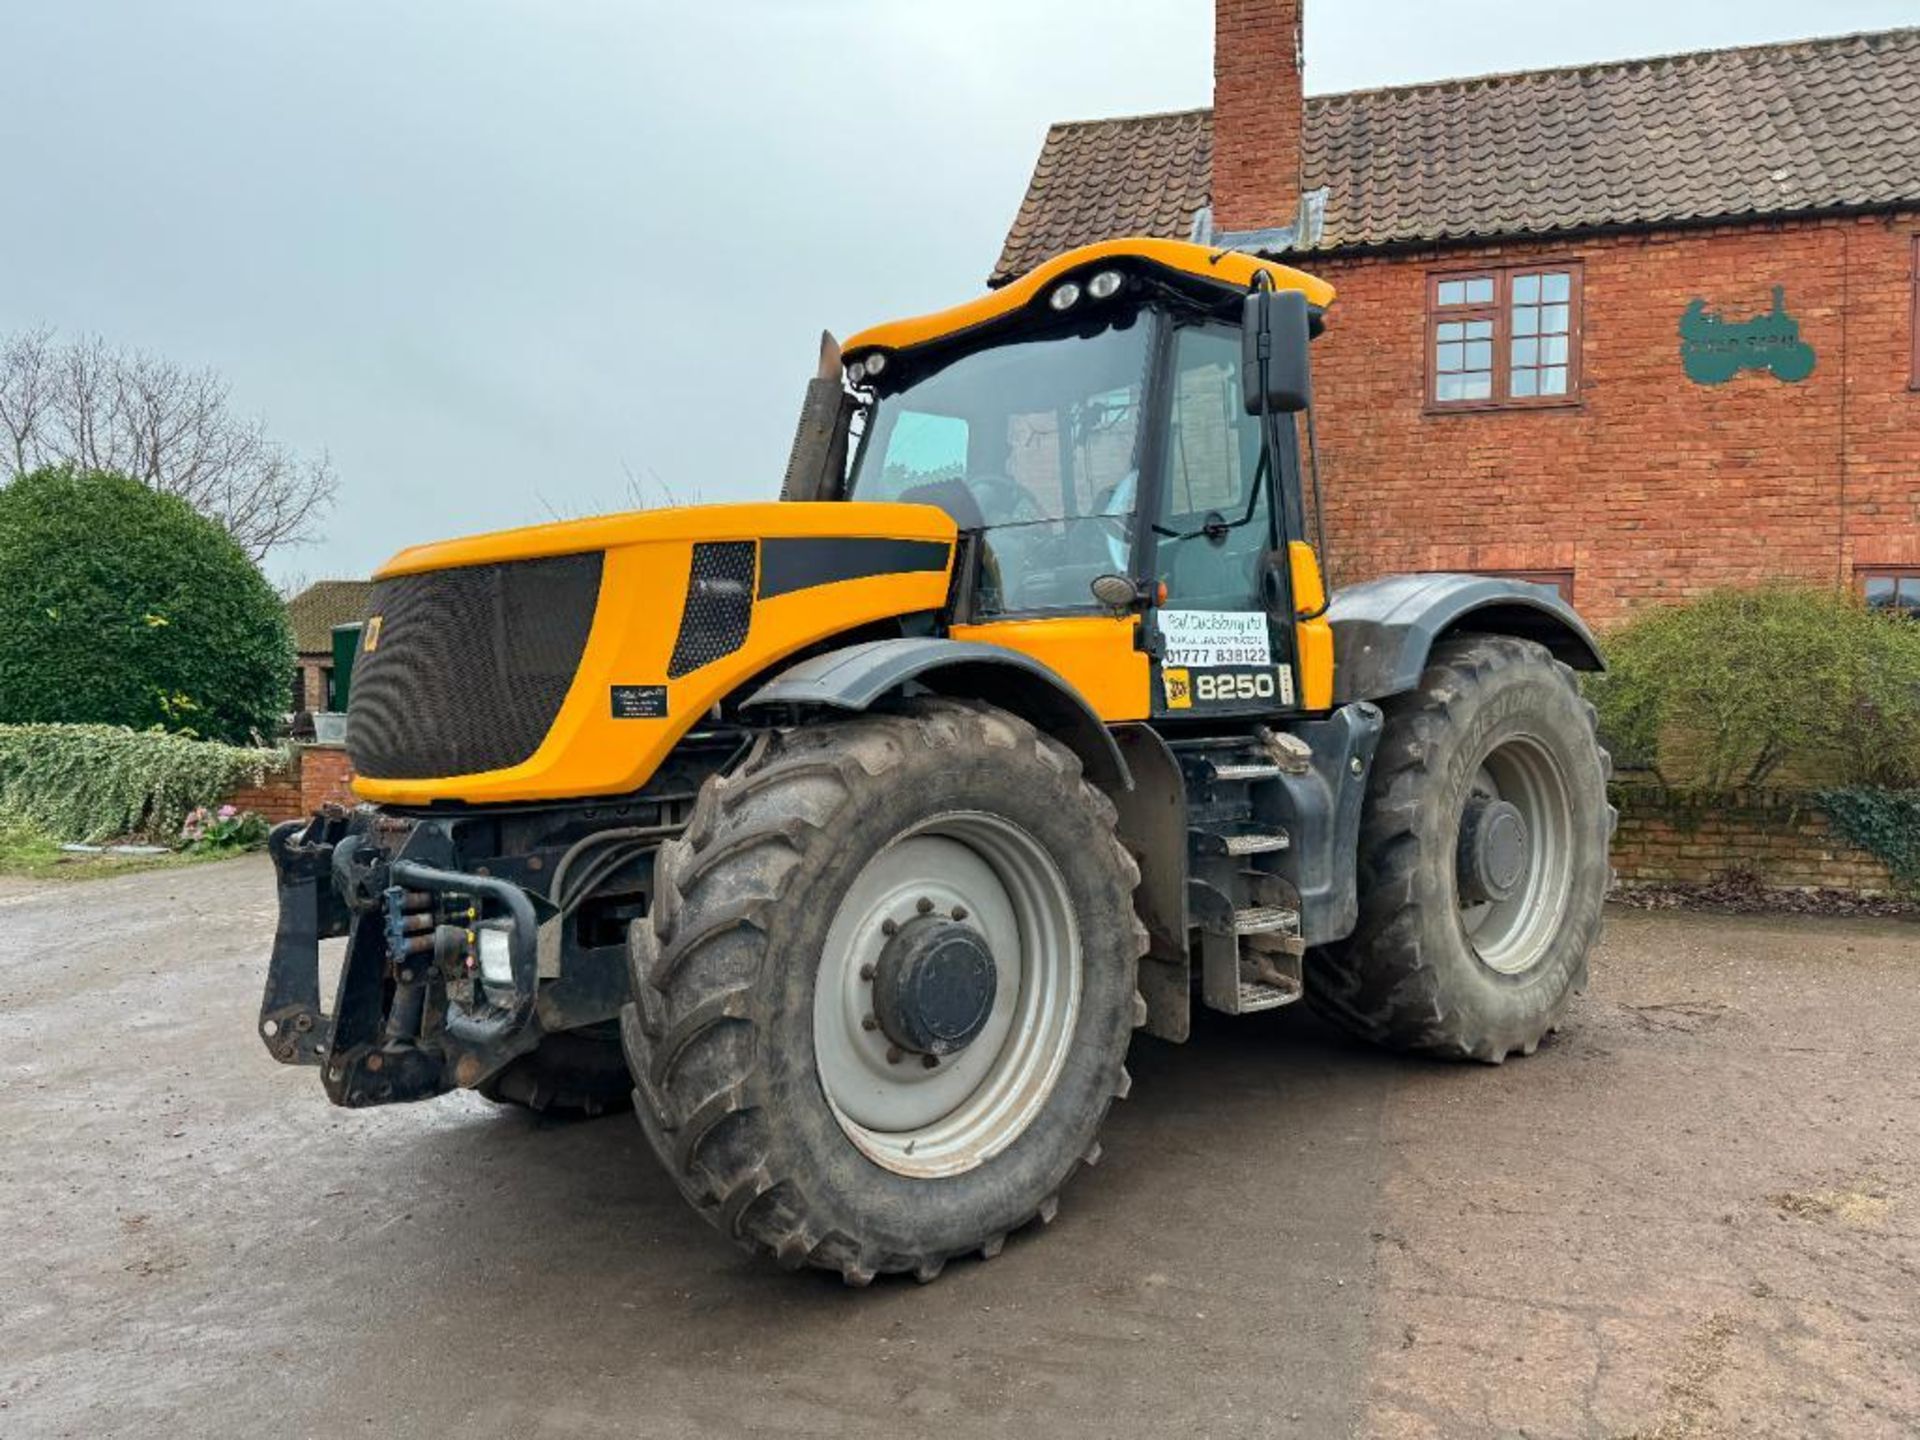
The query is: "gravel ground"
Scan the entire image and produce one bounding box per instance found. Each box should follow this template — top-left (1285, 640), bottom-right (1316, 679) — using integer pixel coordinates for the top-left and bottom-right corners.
top-left (1, 856), bottom-right (1915, 1438)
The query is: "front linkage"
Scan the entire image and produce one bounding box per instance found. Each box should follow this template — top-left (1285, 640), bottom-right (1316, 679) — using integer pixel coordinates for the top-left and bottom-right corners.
top-left (258, 740), bottom-right (740, 1107)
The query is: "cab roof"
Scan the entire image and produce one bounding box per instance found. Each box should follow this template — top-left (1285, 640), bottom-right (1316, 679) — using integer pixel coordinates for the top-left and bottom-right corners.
top-left (841, 237), bottom-right (1336, 361)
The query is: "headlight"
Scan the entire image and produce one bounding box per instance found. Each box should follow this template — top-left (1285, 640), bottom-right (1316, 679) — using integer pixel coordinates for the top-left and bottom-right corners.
top-left (1048, 281), bottom-right (1082, 312)
top-left (863, 350), bottom-right (887, 377)
top-left (848, 359), bottom-right (868, 383)
top-left (1088, 269), bottom-right (1124, 300)
top-left (476, 923), bottom-right (513, 986)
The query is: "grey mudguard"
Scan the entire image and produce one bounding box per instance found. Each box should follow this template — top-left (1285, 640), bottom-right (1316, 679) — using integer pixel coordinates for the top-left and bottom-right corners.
top-left (744, 637), bottom-right (1132, 792)
top-left (1326, 573), bottom-right (1605, 707)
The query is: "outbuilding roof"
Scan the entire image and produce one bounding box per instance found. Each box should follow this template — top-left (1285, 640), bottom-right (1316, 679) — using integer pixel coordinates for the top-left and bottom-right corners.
top-left (285, 579), bottom-right (373, 655)
top-left (992, 27), bottom-right (1920, 283)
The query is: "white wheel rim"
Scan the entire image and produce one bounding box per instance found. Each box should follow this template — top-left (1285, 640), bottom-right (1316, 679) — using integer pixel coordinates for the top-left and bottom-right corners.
top-left (812, 811), bottom-right (1081, 1179)
top-left (1456, 735), bottom-right (1575, 975)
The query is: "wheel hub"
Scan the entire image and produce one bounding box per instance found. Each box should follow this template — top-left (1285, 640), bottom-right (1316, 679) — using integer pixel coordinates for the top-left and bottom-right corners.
top-left (872, 914), bottom-right (998, 1057)
top-left (1458, 797), bottom-right (1530, 905)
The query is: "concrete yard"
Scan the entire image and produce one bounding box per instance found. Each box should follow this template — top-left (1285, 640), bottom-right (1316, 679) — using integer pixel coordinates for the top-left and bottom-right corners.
top-left (2, 857), bottom-right (1916, 1438)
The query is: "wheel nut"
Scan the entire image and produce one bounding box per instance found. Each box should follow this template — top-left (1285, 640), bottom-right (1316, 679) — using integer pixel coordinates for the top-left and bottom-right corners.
top-left (881, 918), bottom-right (898, 937)
top-left (861, 1014), bottom-right (879, 1032)
top-left (950, 905), bottom-right (968, 921)
top-left (921, 1054), bottom-right (940, 1070)
top-left (1350, 756), bottom-right (1366, 776)
top-left (916, 897), bottom-right (934, 914)
top-left (886, 1045), bottom-right (904, 1065)
top-left (859, 964), bottom-right (876, 982)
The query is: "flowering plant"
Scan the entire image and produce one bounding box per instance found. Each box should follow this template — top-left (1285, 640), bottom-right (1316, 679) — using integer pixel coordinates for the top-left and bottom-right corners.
top-left (179, 803), bottom-right (269, 852)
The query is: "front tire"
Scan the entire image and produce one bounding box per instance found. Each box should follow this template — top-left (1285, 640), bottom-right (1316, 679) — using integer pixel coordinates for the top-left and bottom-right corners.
top-left (621, 699), bottom-right (1145, 1283)
top-left (1311, 633), bottom-right (1613, 1062)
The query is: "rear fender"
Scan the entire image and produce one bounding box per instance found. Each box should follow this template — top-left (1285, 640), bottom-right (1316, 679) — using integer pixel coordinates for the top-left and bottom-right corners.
top-left (1327, 574), bottom-right (1604, 705)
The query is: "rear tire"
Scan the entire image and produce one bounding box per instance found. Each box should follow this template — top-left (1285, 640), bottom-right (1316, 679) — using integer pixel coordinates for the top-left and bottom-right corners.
top-left (621, 698), bottom-right (1146, 1284)
top-left (478, 1024), bottom-right (632, 1117)
top-left (1310, 633), bottom-right (1613, 1062)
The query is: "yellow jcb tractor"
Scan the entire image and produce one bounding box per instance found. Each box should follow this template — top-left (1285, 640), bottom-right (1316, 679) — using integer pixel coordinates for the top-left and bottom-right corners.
top-left (261, 238), bottom-right (1613, 1283)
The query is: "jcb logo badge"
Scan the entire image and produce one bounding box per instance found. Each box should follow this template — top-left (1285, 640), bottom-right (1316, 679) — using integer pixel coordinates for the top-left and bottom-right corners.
top-left (363, 616), bottom-right (383, 653)
top-left (1162, 667), bottom-right (1192, 710)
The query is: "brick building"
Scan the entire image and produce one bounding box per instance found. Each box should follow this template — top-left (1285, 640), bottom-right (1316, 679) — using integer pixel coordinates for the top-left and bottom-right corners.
top-left (285, 578), bottom-right (371, 712)
top-left (992, 5), bottom-right (1920, 627)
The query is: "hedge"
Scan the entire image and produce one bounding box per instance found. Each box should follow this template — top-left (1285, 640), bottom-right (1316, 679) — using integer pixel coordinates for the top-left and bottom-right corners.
top-left (0, 724), bottom-right (286, 843)
top-left (1587, 584), bottom-right (1920, 792)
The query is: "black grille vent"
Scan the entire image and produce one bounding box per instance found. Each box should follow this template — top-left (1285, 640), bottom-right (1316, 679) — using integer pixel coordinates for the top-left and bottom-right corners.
top-left (347, 552), bottom-right (603, 781)
top-left (668, 542), bottom-right (756, 678)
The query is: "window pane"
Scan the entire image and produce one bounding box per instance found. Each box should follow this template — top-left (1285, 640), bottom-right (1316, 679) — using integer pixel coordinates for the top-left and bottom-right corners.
top-left (1437, 372), bottom-right (1464, 402)
top-left (1541, 365), bottom-right (1568, 395)
top-left (1543, 303), bottom-right (1571, 334)
top-left (1437, 342), bottom-right (1464, 372)
top-left (1865, 577), bottom-right (1898, 610)
top-left (1438, 280), bottom-right (1466, 307)
top-left (1512, 306), bottom-right (1539, 337)
top-left (1512, 338), bottom-right (1539, 367)
top-left (1542, 334), bottom-right (1569, 365)
top-left (1900, 578), bottom-right (1920, 611)
top-left (1460, 372), bottom-right (1492, 400)
top-left (1463, 340), bottom-right (1493, 371)
top-left (1437, 321), bottom-right (1464, 343)
top-left (1512, 274), bottom-right (1541, 304)
top-left (1541, 272), bottom-right (1571, 303)
top-left (1464, 319), bottom-right (1494, 341)
top-left (1464, 277), bottom-right (1495, 304)
top-left (1511, 368), bottom-right (1539, 398)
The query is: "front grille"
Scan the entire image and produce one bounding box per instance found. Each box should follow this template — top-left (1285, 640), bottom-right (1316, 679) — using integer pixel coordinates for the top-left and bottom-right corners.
top-left (348, 552), bottom-right (604, 780)
top-left (667, 542), bottom-right (756, 677)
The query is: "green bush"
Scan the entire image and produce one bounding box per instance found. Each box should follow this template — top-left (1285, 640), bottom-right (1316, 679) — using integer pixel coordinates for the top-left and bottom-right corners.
top-left (1587, 584), bottom-right (1920, 792)
top-left (0, 723), bottom-right (285, 842)
top-left (0, 466), bottom-right (295, 744)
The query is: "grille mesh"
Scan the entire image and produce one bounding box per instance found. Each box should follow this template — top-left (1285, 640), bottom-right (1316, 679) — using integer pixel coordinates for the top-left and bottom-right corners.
top-left (347, 553), bottom-right (603, 780)
top-left (667, 542), bottom-right (756, 678)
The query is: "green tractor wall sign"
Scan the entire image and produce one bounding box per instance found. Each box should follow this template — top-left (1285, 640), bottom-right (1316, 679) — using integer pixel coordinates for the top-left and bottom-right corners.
top-left (1680, 286), bottom-right (1816, 385)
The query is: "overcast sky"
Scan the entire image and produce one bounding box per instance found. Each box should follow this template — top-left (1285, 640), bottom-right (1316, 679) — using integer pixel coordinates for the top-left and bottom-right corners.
top-left (4, 0), bottom-right (1913, 584)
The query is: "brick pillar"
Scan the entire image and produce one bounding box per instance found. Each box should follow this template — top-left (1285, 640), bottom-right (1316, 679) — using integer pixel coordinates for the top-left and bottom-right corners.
top-left (1212, 0), bottom-right (1305, 234)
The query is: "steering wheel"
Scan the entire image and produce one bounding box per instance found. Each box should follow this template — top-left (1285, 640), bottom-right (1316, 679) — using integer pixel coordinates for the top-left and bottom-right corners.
top-left (966, 475), bottom-right (1045, 527)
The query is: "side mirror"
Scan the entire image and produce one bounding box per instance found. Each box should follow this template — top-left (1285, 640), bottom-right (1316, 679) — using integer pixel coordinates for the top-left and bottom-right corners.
top-left (1241, 287), bottom-right (1312, 415)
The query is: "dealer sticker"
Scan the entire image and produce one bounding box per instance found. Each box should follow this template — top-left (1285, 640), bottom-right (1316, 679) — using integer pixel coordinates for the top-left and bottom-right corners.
top-left (610, 685), bottom-right (668, 719)
top-left (1157, 610), bottom-right (1273, 669)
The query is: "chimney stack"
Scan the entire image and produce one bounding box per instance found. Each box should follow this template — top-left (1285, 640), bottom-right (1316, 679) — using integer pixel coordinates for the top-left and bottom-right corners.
top-left (1211, 0), bottom-right (1306, 236)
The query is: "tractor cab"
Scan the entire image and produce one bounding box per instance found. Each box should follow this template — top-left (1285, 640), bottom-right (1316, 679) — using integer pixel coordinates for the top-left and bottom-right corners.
top-left (800, 239), bottom-right (1338, 721)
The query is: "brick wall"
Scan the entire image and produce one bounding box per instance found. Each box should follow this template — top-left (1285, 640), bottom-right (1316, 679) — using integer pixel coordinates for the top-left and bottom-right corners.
top-left (223, 743), bottom-right (356, 824)
top-left (1307, 211), bottom-right (1920, 627)
top-left (1611, 785), bottom-right (1897, 895)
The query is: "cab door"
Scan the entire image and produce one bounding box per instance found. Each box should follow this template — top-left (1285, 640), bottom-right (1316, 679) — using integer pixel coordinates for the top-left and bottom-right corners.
top-left (1144, 322), bottom-right (1301, 720)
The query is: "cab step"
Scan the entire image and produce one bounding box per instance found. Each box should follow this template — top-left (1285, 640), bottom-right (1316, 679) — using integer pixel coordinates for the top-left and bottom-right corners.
top-left (1233, 904), bottom-right (1300, 937)
top-left (1234, 978), bottom-right (1302, 1013)
top-left (1224, 830), bottom-right (1290, 857)
top-left (1189, 826), bottom-right (1291, 858)
top-left (1206, 761), bottom-right (1284, 784)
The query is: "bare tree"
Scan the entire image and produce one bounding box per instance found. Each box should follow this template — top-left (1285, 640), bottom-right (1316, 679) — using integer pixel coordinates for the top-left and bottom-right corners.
top-left (0, 329), bottom-right (336, 559)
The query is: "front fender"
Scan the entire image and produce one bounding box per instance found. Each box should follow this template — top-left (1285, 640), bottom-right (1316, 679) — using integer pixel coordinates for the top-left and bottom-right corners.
top-left (743, 637), bottom-right (1131, 794)
top-left (1328, 574), bottom-right (1604, 706)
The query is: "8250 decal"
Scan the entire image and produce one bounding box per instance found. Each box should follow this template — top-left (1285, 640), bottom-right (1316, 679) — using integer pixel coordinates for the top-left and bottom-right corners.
top-left (1162, 665), bottom-right (1295, 710)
